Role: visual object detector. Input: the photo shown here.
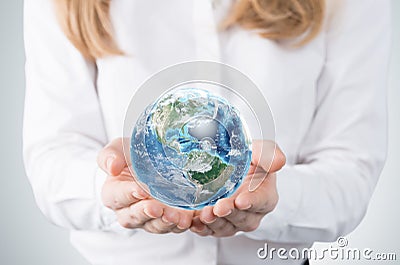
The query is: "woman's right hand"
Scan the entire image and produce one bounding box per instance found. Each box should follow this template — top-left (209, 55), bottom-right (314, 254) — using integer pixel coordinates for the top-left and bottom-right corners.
top-left (97, 138), bottom-right (194, 234)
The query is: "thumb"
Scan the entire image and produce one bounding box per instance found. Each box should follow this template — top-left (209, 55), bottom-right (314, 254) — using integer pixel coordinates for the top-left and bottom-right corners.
top-left (251, 140), bottom-right (286, 173)
top-left (248, 140), bottom-right (285, 192)
top-left (97, 138), bottom-right (129, 176)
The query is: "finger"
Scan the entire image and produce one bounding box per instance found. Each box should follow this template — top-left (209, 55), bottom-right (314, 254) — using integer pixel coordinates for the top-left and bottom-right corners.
top-left (102, 178), bottom-right (148, 210)
top-left (213, 198), bottom-right (235, 218)
top-left (236, 173), bottom-right (278, 214)
top-left (223, 208), bottom-right (260, 232)
top-left (249, 141), bottom-right (284, 191)
top-left (223, 208), bottom-right (249, 229)
top-left (114, 206), bottom-right (144, 229)
top-left (177, 210), bottom-right (194, 230)
top-left (190, 216), bottom-right (207, 232)
top-left (159, 206), bottom-right (193, 230)
top-left (129, 199), bottom-right (164, 224)
top-left (115, 199), bottom-right (164, 229)
top-left (199, 206), bottom-right (217, 224)
top-left (251, 140), bottom-right (286, 173)
top-left (171, 227), bottom-right (188, 234)
top-left (193, 225), bottom-right (213, 237)
top-left (206, 217), bottom-right (236, 237)
top-left (248, 168), bottom-right (268, 192)
top-left (143, 217), bottom-right (177, 234)
top-left (97, 138), bottom-right (128, 176)
top-left (190, 216), bottom-right (213, 236)
top-left (160, 206), bottom-right (180, 225)
top-left (115, 207), bottom-right (139, 229)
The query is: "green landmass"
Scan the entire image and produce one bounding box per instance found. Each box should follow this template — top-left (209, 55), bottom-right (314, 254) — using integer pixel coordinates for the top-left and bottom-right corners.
top-left (188, 154), bottom-right (228, 185)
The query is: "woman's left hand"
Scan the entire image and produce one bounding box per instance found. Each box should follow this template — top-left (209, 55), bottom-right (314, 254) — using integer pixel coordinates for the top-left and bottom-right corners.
top-left (190, 141), bottom-right (285, 237)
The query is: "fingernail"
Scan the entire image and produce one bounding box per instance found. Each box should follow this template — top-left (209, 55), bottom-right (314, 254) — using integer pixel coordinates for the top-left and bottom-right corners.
top-left (242, 204), bottom-right (252, 210)
top-left (204, 217), bottom-right (217, 224)
top-left (161, 216), bottom-right (174, 225)
top-left (219, 209), bottom-right (232, 217)
top-left (144, 208), bottom-right (157, 218)
top-left (177, 224), bottom-right (187, 230)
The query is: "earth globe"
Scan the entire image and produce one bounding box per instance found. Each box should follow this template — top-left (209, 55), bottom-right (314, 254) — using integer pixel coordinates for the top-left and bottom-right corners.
top-left (130, 88), bottom-right (252, 209)
top-left (123, 61), bottom-right (275, 210)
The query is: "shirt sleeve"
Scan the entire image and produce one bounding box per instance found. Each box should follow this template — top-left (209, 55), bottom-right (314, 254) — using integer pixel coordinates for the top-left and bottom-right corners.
top-left (23, 0), bottom-right (125, 233)
top-left (245, 0), bottom-right (391, 243)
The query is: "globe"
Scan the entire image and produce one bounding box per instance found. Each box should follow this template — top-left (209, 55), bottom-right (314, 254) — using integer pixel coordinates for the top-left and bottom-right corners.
top-left (130, 88), bottom-right (252, 209)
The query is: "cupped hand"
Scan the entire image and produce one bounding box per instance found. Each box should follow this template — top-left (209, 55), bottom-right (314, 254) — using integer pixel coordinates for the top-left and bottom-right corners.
top-left (190, 140), bottom-right (285, 237)
top-left (98, 138), bottom-right (194, 234)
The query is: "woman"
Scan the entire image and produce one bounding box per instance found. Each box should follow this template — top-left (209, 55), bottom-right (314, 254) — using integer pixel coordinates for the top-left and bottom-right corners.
top-left (23, 0), bottom-right (391, 264)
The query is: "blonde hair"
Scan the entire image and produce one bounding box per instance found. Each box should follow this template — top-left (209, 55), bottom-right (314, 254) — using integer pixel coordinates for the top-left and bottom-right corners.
top-left (55, 0), bottom-right (325, 60)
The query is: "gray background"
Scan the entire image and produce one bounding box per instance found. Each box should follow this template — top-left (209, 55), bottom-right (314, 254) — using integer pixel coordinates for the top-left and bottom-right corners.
top-left (0, 1), bottom-right (398, 264)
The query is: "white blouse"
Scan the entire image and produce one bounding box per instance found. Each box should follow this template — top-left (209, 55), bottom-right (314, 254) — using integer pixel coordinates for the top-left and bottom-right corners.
top-left (23, 0), bottom-right (391, 264)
